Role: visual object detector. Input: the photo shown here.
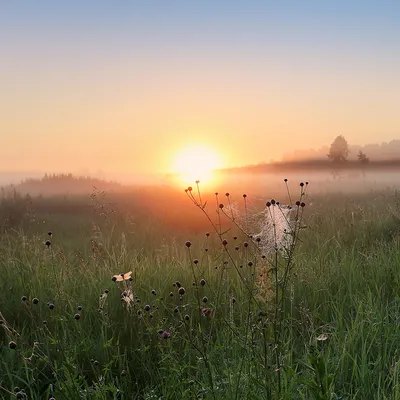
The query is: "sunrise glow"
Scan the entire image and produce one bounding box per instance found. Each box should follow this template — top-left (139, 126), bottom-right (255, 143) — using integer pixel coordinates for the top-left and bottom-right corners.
top-left (171, 145), bottom-right (222, 186)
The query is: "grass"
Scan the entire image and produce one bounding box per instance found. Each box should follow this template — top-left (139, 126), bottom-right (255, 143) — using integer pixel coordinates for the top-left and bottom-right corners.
top-left (1, 182), bottom-right (400, 399)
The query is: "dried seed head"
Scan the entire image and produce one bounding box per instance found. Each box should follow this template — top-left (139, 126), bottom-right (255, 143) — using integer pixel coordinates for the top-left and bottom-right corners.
top-left (178, 287), bottom-right (186, 296)
top-left (9, 341), bottom-right (17, 349)
top-left (104, 289), bottom-right (109, 294)
top-left (300, 202), bottom-right (306, 208)
top-left (174, 306), bottom-right (179, 313)
top-left (243, 194), bottom-right (247, 198)
top-left (32, 298), bottom-right (39, 305)
top-left (175, 281), bottom-right (181, 288)
top-left (185, 241), bottom-right (191, 248)
top-left (202, 296), bottom-right (208, 303)
top-left (300, 182), bottom-right (304, 187)
top-left (219, 203), bottom-right (224, 209)
top-left (169, 292), bottom-right (174, 297)
top-left (248, 261), bottom-right (253, 267)
top-left (45, 240), bottom-right (51, 247)
top-left (235, 246), bottom-right (239, 250)
top-left (151, 289), bottom-right (157, 295)
top-left (200, 279), bottom-right (206, 286)
top-left (271, 199), bottom-right (276, 205)
top-left (244, 242), bottom-right (249, 248)
top-left (205, 232), bottom-right (210, 237)
top-left (77, 306), bottom-right (83, 311)
top-left (296, 201), bottom-right (301, 206)
top-left (193, 259), bottom-right (199, 264)
top-left (233, 236), bottom-right (238, 240)
top-left (48, 303), bottom-right (55, 310)
top-left (222, 239), bottom-right (228, 246)
top-left (188, 186), bottom-right (192, 192)
top-left (74, 313), bottom-right (80, 320)
top-left (144, 305), bottom-right (151, 311)
top-left (256, 237), bottom-right (261, 242)
top-left (184, 314), bottom-right (190, 321)
top-left (284, 178), bottom-right (288, 182)
top-left (21, 296), bottom-right (27, 302)
top-left (266, 201), bottom-right (271, 207)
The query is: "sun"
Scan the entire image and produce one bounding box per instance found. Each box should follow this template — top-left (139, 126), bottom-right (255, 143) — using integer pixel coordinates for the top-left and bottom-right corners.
top-left (171, 145), bottom-right (222, 185)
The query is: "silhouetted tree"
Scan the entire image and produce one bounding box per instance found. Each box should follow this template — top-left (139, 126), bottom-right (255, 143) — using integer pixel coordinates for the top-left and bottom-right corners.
top-left (328, 135), bottom-right (349, 162)
top-left (357, 150), bottom-right (369, 178)
top-left (357, 150), bottom-right (369, 164)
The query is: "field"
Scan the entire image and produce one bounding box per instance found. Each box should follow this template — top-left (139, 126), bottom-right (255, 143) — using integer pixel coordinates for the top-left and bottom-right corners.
top-left (2, 177), bottom-right (400, 399)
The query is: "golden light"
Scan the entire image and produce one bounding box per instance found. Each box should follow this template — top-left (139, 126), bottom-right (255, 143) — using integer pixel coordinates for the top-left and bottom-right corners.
top-left (171, 144), bottom-right (222, 186)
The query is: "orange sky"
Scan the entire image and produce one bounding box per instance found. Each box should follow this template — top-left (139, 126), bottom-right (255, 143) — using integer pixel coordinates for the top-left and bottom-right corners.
top-left (1, 2), bottom-right (399, 177)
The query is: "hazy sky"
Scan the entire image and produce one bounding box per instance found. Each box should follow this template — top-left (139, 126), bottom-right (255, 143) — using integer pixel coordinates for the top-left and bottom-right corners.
top-left (1, 1), bottom-right (400, 175)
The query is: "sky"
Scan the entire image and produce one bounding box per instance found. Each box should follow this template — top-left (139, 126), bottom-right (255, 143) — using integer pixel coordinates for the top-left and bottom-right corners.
top-left (1, 1), bottom-right (400, 177)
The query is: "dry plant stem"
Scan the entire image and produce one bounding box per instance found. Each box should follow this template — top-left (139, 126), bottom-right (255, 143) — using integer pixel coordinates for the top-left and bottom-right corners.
top-left (0, 385), bottom-right (15, 396)
top-left (187, 247), bottom-right (216, 399)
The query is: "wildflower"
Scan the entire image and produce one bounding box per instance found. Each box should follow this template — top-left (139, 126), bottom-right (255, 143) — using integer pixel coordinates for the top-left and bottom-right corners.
top-left (112, 271), bottom-right (132, 282)
top-left (162, 330), bottom-right (171, 339)
top-left (201, 308), bottom-right (215, 317)
top-left (178, 287), bottom-right (186, 296)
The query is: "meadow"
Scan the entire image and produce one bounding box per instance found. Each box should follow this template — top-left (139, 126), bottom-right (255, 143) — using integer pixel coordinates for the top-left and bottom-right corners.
top-left (1, 176), bottom-right (400, 399)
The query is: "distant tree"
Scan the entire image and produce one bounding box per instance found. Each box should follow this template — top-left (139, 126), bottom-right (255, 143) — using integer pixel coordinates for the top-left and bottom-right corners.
top-left (357, 150), bottom-right (369, 178)
top-left (328, 135), bottom-right (349, 163)
top-left (357, 150), bottom-right (369, 164)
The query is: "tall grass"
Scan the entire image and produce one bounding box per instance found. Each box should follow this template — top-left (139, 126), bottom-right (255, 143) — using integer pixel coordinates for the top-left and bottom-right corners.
top-left (1, 183), bottom-right (400, 399)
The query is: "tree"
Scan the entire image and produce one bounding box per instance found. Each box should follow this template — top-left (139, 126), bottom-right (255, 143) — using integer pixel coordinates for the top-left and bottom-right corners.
top-left (357, 150), bottom-right (369, 178)
top-left (357, 150), bottom-right (369, 164)
top-left (327, 135), bottom-right (349, 162)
